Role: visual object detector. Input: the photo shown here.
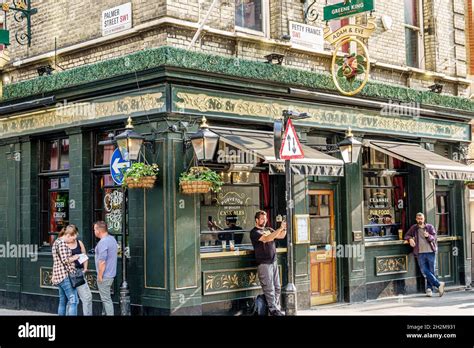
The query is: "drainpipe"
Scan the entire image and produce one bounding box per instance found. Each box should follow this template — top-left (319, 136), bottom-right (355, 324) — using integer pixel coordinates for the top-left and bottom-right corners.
top-left (187, 0), bottom-right (220, 50)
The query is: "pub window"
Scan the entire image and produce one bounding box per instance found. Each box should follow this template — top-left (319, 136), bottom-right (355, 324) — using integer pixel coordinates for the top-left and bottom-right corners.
top-left (435, 190), bottom-right (450, 236)
top-left (362, 148), bottom-right (408, 239)
top-left (41, 138), bottom-right (70, 171)
top-left (235, 0), bottom-right (268, 35)
top-left (92, 131), bottom-right (121, 246)
top-left (201, 171), bottom-right (261, 252)
top-left (39, 137), bottom-right (70, 246)
top-left (404, 0), bottom-right (423, 68)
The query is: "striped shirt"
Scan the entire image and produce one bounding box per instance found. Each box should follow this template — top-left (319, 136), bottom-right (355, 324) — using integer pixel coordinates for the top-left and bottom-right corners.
top-left (52, 238), bottom-right (75, 285)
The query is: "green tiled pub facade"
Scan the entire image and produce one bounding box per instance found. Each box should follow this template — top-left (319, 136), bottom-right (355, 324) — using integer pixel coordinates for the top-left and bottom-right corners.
top-left (0, 47), bottom-right (472, 314)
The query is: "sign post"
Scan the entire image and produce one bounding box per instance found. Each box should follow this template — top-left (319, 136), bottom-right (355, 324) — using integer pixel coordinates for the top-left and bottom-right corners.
top-left (109, 148), bottom-right (131, 316)
top-left (279, 114), bottom-right (304, 316)
top-left (110, 148), bottom-right (131, 185)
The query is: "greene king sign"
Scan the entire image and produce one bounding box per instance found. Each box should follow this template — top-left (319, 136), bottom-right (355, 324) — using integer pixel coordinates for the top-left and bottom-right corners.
top-left (323, 0), bottom-right (374, 21)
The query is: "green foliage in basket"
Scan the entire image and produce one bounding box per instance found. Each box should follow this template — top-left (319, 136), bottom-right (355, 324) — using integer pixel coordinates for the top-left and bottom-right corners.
top-left (179, 167), bottom-right (224, 192)
top-left (122, 163), bottom-right (159, 185)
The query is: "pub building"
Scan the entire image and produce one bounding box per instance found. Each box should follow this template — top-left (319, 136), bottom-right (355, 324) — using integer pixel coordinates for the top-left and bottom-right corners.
top-left (0, 47), bottom-right (472, 314)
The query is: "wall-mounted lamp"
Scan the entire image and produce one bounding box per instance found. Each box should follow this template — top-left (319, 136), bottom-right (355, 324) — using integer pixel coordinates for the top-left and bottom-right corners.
top-left (428, 83), bottom-right (443, 94)
top-left (114, 117), bottom-right (145, 161)
top-left (188, 116), bottom-right (220, 161)
top-left (37, 64), bottom-right (54, 76)
top-left (265, 53), bottom-right (285, 65)
top-left (381, 15), bottom-right (393, 31)
top-left (336, 128), bottom-right (362, 164)
top-left (311, 127), bottom-right (362, 164)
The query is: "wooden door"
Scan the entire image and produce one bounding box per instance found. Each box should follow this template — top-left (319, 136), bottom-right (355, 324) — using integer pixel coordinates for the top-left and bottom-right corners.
top-left (309, 190), bottom-right (337, 305)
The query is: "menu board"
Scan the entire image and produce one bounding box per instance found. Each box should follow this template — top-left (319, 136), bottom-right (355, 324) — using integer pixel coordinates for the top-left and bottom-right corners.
top-left (294, 215), bottom-right (310, 244)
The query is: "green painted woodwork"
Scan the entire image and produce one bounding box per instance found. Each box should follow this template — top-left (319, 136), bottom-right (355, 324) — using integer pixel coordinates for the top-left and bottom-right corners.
top-left (201, 253), bottom-right (287, 304)
top-left (6, 142), bottom-right (21, 293)
top-left (365, 244), bottom-right (417, 283)
top-left (0, 145), bottom-right (7, 290)
top-left (144, 140), bottom-right (167, 290)
top-left (2, 46), bottom-right (473, 113)
top-left (437, 243), bottom-right (455, 283)
top-left (67, 130), bottom-right (92, 248)
top-left (172, 139), bottom-right (200, 290)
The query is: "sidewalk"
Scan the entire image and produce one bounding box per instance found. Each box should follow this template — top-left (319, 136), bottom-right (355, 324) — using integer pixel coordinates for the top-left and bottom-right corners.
top-left (299, 288), bottom-right (474, 316)
top-left (0, 308), bottom-right (53, 315)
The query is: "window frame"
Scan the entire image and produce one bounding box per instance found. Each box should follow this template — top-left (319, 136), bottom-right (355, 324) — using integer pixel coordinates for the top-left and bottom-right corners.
top-left (435, 188), bottom-right (452, 236)
top-left (235, 0), bottom-right (269, 38)
top-left (90, 129), bottom-right (121, 247)
top-left (40, 137), bottom-right (70, 172)
top-left (403, 0), bottom-right (424, 69)
top-left (38, 136), bottom-right (70, 247)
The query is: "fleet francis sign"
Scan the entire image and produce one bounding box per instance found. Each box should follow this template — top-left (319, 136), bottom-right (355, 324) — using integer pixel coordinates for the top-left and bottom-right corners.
top-left (102, 2), bottom-right (132, 36)
top-left (323, 0), bottom-right (374, 21)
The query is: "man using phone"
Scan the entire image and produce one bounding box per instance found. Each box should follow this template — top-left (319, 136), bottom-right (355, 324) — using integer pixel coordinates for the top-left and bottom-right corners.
top-left (405, 212), bottom-right (445, 297)
top-left (250, 210), bottom-right (287, 316)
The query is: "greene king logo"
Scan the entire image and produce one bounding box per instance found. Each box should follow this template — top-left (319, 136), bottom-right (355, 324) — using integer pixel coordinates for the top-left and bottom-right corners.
top-left (18, 322), bottom-right (56, 341)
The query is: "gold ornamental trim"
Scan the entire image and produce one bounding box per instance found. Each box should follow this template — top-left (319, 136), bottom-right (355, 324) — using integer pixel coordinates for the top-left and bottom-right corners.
top-left (0, 91), bottom-right (164, 139)
top-left (324, 16), bottom-right (376, 97)
top-left (173, 89), bottom-right (469, 141)
top-left (323, 17), bottom-right (377, 44)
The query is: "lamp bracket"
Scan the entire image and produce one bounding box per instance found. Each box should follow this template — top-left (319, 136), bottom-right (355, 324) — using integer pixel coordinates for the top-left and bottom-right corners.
top-left (310, 144), bottom-right (340, 154)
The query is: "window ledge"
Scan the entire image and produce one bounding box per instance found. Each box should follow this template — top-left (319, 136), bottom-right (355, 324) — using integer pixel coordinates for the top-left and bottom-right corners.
top-left (438, 236), bottom-right (462, 242)
top-left (201, 247), bottom-right (287, 259)
top-left (365, 239), bottom-right (408, 247)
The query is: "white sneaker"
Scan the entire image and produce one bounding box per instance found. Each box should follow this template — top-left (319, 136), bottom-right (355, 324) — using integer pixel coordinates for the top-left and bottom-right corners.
top-left (426, 288), bottom-right (433, 297)
top-left (438, 282), bottom-right (445, 297)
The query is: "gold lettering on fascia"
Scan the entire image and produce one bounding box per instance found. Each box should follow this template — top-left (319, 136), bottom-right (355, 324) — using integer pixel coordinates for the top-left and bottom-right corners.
top-left (0, 92), bottom-right (164, 138)
top-left (175, 92), bottom-right (468, 140)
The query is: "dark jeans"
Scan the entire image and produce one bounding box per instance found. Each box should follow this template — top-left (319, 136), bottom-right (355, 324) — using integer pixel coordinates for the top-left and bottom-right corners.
top-left (417, 252), bottom-right (440, 290)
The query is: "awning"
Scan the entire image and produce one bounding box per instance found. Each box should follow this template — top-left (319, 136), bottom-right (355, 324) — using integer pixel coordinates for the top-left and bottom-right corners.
top-left (213, 129), bottom-right (344, 176)
top-left (365, 140), bottom-right (474, 181)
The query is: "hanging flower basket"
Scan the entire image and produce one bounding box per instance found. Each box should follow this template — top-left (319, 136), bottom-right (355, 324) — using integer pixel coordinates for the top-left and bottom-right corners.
top-left (179, 166), bottom-right (223, 195)
top-left (123, 163), bottom-right (159, 189)
top-left (180, 180), bottom-right (212, 194)
top-left (125, 176), bottom-right (157, 189)
top-left (466, 182), bottom-right (474, 189)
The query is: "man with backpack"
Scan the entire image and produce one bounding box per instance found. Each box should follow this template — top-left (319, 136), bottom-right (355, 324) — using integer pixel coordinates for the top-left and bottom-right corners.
top-left (250, 210), bottom-right (287, 316)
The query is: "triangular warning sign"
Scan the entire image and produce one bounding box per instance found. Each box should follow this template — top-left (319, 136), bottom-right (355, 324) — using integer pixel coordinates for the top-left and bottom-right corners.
top-left (279, 119), bottom-right (304, 160)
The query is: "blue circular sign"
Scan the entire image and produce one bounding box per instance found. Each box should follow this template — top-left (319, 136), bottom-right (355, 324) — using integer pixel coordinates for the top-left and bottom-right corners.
top-left (110, 148), bottom-right (130, 185)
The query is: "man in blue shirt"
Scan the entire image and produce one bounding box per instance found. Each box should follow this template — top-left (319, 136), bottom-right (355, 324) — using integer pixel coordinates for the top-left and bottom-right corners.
top-left (94, 221), bottom-right (118, 315)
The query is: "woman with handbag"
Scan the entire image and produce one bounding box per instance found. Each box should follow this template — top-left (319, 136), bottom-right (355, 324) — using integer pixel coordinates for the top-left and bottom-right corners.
top-left (60, 225), bottom-right (93, 316)
top-left (52, 227), bottom-right (80, 316)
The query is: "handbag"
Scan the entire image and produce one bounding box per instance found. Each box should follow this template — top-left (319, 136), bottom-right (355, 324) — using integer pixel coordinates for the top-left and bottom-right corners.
top-left (55, 243), bottom-right (86, 289)
top-left (68, 268), bottom-right (86, 288)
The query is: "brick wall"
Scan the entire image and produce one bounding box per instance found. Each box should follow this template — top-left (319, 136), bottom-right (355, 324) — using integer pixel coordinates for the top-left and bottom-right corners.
top-left (2, 0), bottom-right (472, 98)
top-left (468, 0), bottom-right (474, 75)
